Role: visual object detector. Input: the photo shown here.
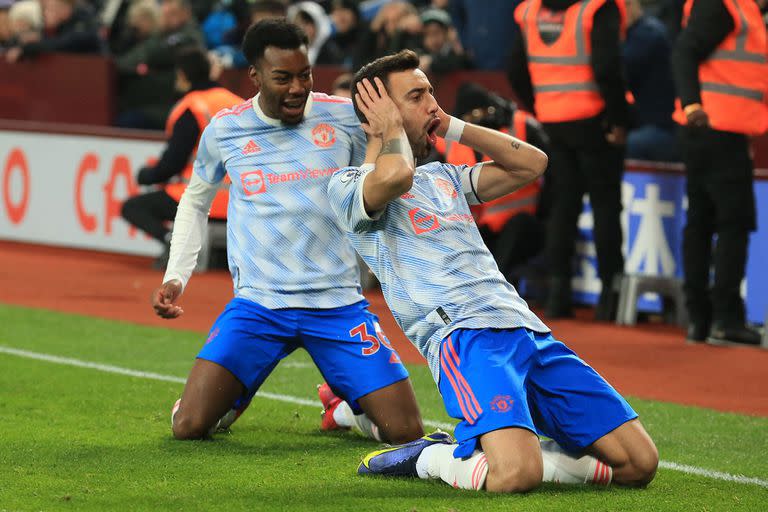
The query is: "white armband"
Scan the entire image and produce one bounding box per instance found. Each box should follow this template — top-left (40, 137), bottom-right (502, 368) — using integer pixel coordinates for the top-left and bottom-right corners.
top-left (445, 116), bottom-right (466, 143)
top-left (460, 163), bottom-right (484, 205)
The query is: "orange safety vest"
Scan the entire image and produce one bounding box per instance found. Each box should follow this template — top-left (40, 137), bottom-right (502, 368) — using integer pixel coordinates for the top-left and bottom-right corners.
top-left (672, 0), bottom-right (768, 135)
top-left (434, 111), bottom-right (543, 233)
top-left (515, 0), bottom-right (626, 123)
top-left (164, 87), bottom-right (244, 219)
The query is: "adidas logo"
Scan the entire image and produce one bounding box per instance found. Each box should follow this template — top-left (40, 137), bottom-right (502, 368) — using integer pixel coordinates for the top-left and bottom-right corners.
top-left (243, 140), bottom-right (261, 155)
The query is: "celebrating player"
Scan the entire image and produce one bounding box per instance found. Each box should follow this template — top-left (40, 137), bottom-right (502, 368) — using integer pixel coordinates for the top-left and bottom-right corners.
top-left (153, 20), bottom-right (423, 445)
top-left (328, 50), bottom-right (658, 492)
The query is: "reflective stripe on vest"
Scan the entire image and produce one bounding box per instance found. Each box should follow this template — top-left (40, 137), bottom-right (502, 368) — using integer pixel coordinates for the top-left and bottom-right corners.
top-left (524, 0), bottom-right (592, 65)
top-left (533, 82), bottom-right (599, 93)
top-left (672, 0), bottom-right (768, 135)
top-left (700, 82), bottom-right (764, 101)
top-left (710, 0), bottom-right (767, 63)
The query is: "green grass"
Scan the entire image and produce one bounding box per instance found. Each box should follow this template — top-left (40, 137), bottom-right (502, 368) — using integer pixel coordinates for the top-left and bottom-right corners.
top-left (1, 304), bottom-right (766, 511)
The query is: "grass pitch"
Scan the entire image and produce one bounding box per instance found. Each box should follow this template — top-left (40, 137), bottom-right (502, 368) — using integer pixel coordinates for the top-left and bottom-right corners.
top-left (1, 304), bottom-right (766, 511)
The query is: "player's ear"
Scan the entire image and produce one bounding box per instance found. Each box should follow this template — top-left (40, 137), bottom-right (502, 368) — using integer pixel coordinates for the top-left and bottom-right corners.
top-left (248, 65), bottom-right (261, 89)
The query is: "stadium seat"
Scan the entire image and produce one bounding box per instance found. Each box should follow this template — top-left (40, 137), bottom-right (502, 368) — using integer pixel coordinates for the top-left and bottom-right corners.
top-left (615, 274), bottom-right (688, 327)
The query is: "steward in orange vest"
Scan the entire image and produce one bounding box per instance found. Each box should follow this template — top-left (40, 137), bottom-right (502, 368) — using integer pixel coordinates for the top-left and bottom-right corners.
top-left (161, 84), bottom-right (242, 219)
top-left (671, 0), bottom-right (767, 345)
top-left (121, 48), bottom-right (243, 269)
top-left (672, 0), bottom-right (768, 135)
top-left (509, 0), bottom-right (629, 320)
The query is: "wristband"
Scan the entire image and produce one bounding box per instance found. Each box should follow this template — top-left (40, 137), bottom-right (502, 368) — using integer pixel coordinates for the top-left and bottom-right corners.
top-left (683, 103), bottom-right (702, 116)
top-left (444, 117), bottom-right (466, 142)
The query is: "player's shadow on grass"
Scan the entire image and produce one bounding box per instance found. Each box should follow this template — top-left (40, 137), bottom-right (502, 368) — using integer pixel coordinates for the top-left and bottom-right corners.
top-left (335, 478), bottom-right (620, 500)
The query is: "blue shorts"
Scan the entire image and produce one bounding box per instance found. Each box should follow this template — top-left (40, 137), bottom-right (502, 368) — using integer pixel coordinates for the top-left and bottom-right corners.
top-left (438, 328), bottom-right (637, 458)
top-left (198, 298), bottom-right (409, 412)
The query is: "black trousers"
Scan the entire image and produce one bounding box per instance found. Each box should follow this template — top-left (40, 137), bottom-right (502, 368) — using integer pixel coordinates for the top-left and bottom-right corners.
top-left (544, 128), bottom-right (625, 286)
top-left (678, 126), bottom-right (756, 326)
top-left (120, 190), bottom-right (178, 243)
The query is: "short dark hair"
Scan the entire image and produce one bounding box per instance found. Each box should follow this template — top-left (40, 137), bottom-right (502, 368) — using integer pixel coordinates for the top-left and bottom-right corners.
top-left (241, 18), bottom-right (309, 66)
top-left (350, 50), bottom-right (420, 124)
top-left (175, 46), bottom-right (210, 84)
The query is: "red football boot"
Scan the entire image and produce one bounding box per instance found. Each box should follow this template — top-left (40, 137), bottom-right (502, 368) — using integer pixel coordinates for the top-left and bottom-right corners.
top-left (318, 382), bottom-right (345, 430)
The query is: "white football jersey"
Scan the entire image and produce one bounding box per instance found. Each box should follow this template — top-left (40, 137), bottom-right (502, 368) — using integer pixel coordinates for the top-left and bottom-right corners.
top-left (196, 93), bottom-right (368, 308)
top-left (328, 161), bottom-right (550, 380)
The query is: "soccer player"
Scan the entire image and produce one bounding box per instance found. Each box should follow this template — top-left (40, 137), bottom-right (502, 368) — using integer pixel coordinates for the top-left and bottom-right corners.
top-left (152, 20), bottom-right (424, 445)
top-left (327, 50), bottom-right (658, 492)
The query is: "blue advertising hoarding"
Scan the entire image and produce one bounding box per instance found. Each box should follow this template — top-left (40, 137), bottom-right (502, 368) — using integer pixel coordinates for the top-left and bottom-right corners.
top-left (572, 163), bottom-right (767, 324)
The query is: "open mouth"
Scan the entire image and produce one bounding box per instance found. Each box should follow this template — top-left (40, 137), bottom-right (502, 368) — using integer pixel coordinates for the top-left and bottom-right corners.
top-left (426, 118), bottom-right (441, 146)
top-left (281, 97), bottom-right (307, 116)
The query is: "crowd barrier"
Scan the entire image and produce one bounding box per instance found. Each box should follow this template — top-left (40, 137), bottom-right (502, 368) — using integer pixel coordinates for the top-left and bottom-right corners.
top-left (1, 121), bottom-right (766, 323)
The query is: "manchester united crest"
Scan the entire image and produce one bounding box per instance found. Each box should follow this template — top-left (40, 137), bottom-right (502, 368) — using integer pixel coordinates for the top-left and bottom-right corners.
top-left (435, 178), bottom-right (458, 198)
top-left (312, 123), bottom-right (336, 148)
top-left (490, 395), bottom-right (514, 413)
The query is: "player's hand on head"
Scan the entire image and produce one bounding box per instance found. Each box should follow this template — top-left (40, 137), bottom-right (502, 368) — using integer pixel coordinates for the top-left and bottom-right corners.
top-left (151, 279), bottom-right (184, 319)
top-left (355, 77), bottom-right (403, 138)
top-left (434, 106), bottom-right (451, 138)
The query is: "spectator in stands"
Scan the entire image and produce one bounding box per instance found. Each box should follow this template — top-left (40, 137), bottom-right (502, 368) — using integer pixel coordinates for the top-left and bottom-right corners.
top-left (115, 0), bottom-right (160, 51)
top-left (509, 0), bottom-right (629, 321)
top-left (331, 71), bottom-right (353, 97)
top-left (201, 0), bottom-right (238, 51)
top-left (287, 1), bottom-right (342, 65)
top-left (0, 2), bottom-right (12, 50)
top-left (328, 0), bottom-right (368, 70)
top-left (114, 0), bottom-right (205, 129)
top-left (624, 0), bottom-right (679, 162)
top-left (8, 0), bottom-right (42, 46)
top-left (5, 0), bottom-right (102, 62)
top-left (356, 1), bottom-right (423, 69)
top-left (189, 0), bottom-right (216, 24)
top-left (671, 0), bottom-right (767, 345)
top-left (210, 0), bottom-right (286, 69)
top-left (107, 0), bottom-right (156, 55)
top-left (411, 0), bottom-right (450, 8)
top-left (449, 0), bottom-right (518, 70)
top-left (417, 8), bottom-right (471, 75)
top-left (159, 0), bottom-right (204, 50)
top-left (121, 47), bottom-right (242, 269)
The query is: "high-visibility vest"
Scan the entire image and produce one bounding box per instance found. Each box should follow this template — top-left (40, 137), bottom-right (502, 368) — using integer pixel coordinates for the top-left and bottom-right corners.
top-left (164, 87), bottom-right (244, 219)
top-left (434, 111), bottom-right (543, 233)
top-left (433, 135), bottom-right (477, 166)
top-left (672, 0), bottom-right (768, 135)
top-left (515, 0), bottom-right (626, 123)
top-left (476, 112), bottom-right (542, 233)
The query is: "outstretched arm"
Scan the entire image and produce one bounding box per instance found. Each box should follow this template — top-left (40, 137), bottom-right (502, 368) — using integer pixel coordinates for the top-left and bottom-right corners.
top-left (151, 122), bottom-right (224, 319)
top-left (355, 78), bottom-right (415, 215)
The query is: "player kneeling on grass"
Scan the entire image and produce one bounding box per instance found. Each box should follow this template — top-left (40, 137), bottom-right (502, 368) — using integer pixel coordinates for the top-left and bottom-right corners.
top-left (154, 20), bottom-right (424, 445)
top-left (327, 50), bottom-right (659, 492)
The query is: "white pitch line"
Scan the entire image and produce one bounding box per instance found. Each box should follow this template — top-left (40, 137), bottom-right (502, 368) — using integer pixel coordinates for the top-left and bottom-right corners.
top-left (658, 461), bottom-right (768, 489)
top-left (2, 345), bottom-right (766, 489)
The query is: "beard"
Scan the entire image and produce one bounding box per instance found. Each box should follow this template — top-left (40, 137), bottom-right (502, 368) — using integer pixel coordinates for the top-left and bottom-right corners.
top-left (413, 141), bottom-right (431, 160)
